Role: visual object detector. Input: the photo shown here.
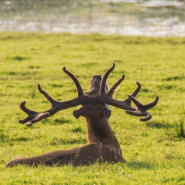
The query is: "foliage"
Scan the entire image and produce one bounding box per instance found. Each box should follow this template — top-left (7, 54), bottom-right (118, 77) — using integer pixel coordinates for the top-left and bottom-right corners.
top-left (0, 32), bottom-right (185, 184)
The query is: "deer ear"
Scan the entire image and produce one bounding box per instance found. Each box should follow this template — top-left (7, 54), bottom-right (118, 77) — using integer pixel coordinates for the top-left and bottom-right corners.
top-left (102, 108), bottom-right (111, 118)
top-left (73, 108), bottom-right (84, 119)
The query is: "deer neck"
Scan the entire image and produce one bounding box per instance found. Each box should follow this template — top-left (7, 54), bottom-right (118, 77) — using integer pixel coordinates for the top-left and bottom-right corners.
top-left (85, 116), bottom-right (121, 154)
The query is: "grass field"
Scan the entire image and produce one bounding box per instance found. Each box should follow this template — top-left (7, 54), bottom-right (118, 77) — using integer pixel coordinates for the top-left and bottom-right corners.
top-left (0, 32), bottom-right (185, 184)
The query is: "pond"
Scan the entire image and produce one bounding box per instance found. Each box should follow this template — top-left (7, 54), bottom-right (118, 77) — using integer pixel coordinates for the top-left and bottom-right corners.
top-left (0, 0), bottom-right (184, 36)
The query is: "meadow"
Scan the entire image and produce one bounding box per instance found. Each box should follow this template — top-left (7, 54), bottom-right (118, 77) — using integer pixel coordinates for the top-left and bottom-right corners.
top-left (0, 32), bottom-right (185, 184)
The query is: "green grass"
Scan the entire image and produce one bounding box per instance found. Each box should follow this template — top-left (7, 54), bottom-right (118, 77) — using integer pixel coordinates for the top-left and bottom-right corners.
top-left (0, 32), bottom-right (185, 184)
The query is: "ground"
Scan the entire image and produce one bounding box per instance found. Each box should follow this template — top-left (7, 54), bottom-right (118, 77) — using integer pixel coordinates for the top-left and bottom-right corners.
top-left (0, 32), bottom-right (185, 184)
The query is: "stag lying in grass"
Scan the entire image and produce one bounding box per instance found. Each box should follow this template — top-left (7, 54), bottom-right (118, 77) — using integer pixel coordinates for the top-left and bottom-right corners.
top-left (6, 63), bottom-right (159, 167)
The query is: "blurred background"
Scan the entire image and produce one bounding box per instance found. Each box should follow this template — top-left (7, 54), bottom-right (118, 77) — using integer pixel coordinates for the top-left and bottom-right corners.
top-left (0, 0), bottom-right (185, 36)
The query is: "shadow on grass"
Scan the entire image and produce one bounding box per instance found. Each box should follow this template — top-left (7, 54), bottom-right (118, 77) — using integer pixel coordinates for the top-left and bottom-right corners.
top-left (54, 118), bottom-right (71, 125)
top-left (0, 133), bottom-right (30, 147)
top-left (127, 161), bottom-right (153, 169)
top-left (41, 118), bottom-right (71, 125)
top-left (162, 75), bottom-right (185, 81)
top-left (146, 121), bottom-right (174, 129)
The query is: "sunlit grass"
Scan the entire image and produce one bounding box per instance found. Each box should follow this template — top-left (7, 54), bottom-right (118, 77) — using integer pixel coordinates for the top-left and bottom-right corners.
top-left (0, 32), bottom-right (185, 184)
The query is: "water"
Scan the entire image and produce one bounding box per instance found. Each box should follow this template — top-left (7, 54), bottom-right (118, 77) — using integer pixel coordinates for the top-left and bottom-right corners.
top-left (0, 0), bottom-right (184, 37)
top-left (101, 0), bottom-right (183, 7)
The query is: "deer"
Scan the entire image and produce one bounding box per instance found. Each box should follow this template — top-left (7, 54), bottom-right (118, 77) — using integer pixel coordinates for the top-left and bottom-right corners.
top-left (6, 63), bottom-right (159, 167)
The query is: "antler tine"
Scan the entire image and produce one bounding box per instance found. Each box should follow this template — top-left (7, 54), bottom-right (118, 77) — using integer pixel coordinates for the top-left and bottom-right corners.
top-left (107, 74), bottom-right (125, 97)
top-left (125, 110), bottom-right (152, 121)
top-left (127, 95), bottom-right (143, 110)
top-left (38, 84), bottom-right (56, 105)
top-left (125, 110), bottom-right (146, 116)
top-left (100, 63), bottom-right (115, 95)
top-left (140, 113), bottom-right (152, 121)
top-left (128, 95), bottom-right (159, 111)
top-left (123, 82), bottom-right (142, 107)
top-left (63, 67), bottom-right (84, 97)
top-left (19, 101), bottom-right (50, 125)
top-left (125, 95), bottom-right (159, 121)
top-left (130, 82), bottom-right (141, 97)
top-left (20, 101), bottom-right (32, 115)
top-left (143, 96), bottom-right (159, 110)
top-left (19, 101), bottom-right (34, 124)
top-left (19, 117), bottom-right (32, 124)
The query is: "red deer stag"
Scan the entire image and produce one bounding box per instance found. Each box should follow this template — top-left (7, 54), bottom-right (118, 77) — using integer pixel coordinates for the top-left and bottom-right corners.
top-left (6, 63), bottom-right (159, 167)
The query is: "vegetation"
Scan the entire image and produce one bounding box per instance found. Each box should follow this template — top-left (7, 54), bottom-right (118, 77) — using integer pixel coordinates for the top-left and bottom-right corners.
top-left (0, 0), bottom-right (185, 21)
top-left (0, 32), bottom-right (185, 184)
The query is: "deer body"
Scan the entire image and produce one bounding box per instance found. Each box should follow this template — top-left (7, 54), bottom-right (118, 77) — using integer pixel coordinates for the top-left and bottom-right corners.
top-left (6, 64), bottom-right (158, 167)
top-left (6, 117), bottom-right (124, 167)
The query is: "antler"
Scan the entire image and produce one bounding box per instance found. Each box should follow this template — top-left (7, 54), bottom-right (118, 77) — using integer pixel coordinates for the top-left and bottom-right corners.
top-left (19, 67), bottom-right (87, 126)
top-left (96, 63), bottom-right (159, 121)
top-left (125, 95), bottom-right (158, 121)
